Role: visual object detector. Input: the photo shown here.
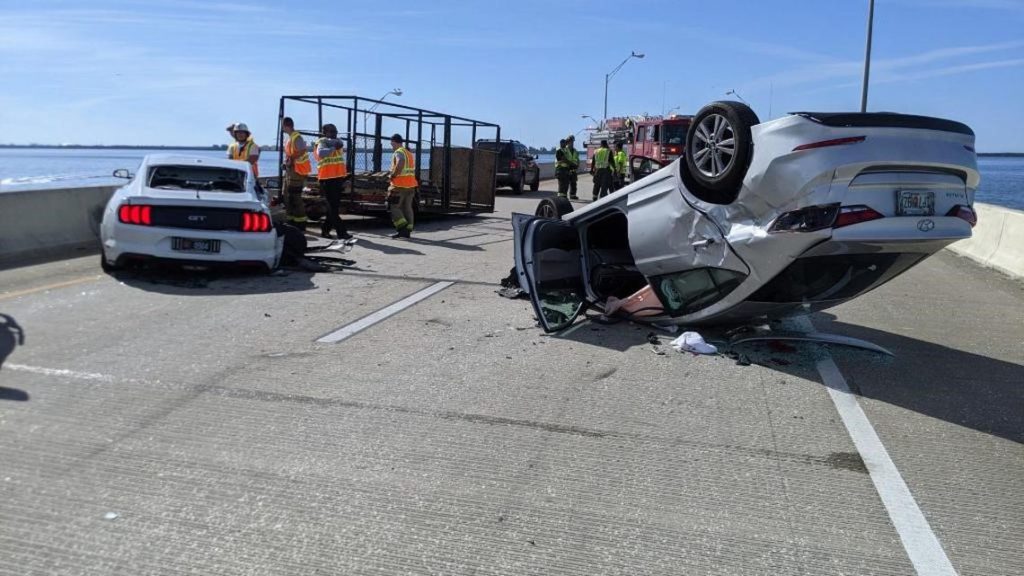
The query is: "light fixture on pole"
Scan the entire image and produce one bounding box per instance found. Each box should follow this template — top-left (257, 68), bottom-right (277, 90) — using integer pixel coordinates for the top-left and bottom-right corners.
top-left (725, 89), bottom-right (749, 105)
top-left (581, 114), bottom-right (600, 127)
top-left (861, 0), bottom-right (875, 112)
top-left (368, 88), bottom-right (403, 112)
top-left (604, 51), bottom-right (644, 126)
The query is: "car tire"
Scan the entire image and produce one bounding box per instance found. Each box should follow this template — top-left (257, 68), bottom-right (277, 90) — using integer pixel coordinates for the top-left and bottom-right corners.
top-left (100, 249), bottom-right (120, 273)
top-left (535, 197), bottom-right (574, 219)
top-left (684, 100), bottom-right (760, 202)
top-left (512, 175), bottom-right (525, 195)
top-left (529, 170), bottom-right (540, 192)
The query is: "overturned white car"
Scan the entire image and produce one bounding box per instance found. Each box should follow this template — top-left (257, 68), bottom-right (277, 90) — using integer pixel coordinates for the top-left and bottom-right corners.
top-left (515, 101), bottom-right (979, 332)
top-left (100, 155), bottom-right (281, 272)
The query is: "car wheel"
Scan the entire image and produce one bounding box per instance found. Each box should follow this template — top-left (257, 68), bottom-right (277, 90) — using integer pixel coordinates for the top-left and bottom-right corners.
top-left (535, 197), bottom-right (574, 219)
top-left (529, 170), bottom-right (540, 191)
top-left (100, 249), bottom-right (120, 273)
top-left (684, 100), bottom-right (760, 202)
top-left (512, 175), bottom-right (525, 195)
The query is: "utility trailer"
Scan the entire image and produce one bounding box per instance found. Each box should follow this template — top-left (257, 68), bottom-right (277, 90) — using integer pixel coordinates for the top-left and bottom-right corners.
top-left (261, 95), bottom-right (501, 220)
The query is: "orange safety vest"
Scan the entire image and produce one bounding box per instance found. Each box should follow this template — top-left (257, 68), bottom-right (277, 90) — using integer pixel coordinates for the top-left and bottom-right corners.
top-left (390, 147), bottom-right (416, 188)
top-left (285, 131), bottom-right (311, 176)
top-left (229, 138), bottom-right (259, 178)
top-left (313, 138), bottom-right (348, 180)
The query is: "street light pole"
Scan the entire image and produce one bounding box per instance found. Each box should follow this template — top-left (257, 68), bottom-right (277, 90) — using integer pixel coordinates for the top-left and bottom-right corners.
top-left (861, 0), bottom-right (875, 112)
top-left (725, 89), bottom-right (749, 105)
top-left (603, 51), bottom-right (644, 127)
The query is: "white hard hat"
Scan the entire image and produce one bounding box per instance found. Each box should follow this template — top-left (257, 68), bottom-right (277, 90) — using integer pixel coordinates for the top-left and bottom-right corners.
top-left (233, 122), bottom-right (250, 133)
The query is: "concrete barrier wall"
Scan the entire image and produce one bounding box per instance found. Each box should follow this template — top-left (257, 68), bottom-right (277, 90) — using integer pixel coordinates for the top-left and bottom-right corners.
top-left (0, 184), bottom-right (120, 267)
top-left (947, 202), bottom-right (1024, 280)
top-left (537, 162), bottom-right (556, 180)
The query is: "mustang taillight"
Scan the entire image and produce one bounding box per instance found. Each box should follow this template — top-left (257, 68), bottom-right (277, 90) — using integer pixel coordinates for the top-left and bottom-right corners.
top-left (769, 204), bottom-right (840, 233)
top-left (792, 136), bottom-right (866, 152)
top-left (241, 211), bottom-right (271, 232)
top-left (834, 205), bottom-right (884, 228)
top-left (946, 205), bottom-right (977, 227)
top-left (118, 204), bottom-right (152, 225)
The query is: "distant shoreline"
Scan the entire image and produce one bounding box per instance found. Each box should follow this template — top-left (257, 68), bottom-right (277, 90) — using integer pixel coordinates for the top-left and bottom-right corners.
top-left (0, 145), bottom-right (1019, 157)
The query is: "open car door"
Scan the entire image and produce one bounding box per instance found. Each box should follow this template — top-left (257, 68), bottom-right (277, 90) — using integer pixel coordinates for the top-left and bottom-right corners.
top-left (512, 213), bottom-right (586, 332)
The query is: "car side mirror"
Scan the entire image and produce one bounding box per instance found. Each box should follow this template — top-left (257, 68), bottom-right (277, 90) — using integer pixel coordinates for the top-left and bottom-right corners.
top-left (112, 168), bottom-right (132, 179)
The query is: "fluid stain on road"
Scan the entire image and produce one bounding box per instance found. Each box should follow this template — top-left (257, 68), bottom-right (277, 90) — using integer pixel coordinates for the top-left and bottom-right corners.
top-left (823, 451), bottom-right (869, 474)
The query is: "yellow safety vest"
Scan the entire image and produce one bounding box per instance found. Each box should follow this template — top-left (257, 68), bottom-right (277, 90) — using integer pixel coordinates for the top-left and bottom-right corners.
top-left (390, 147), bottom-right (417, 188)
top-left (594, 147), bottom-right (611, 170)
top-left (285, 132), bottom-right (311, 176)
top-left (229, 138), bottom-right (259, 178)
top-left (614, 150), bottom-right (628, 174)
top-left (313, 138), bottom-right (348, 180)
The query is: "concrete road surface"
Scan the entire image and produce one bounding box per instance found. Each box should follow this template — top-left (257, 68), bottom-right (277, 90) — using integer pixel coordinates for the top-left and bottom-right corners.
top-left (1, 178), bottom-right (1022, 575)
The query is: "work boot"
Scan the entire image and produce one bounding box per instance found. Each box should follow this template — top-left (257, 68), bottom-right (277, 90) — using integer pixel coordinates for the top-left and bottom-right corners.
top-left (338, 232), bottom-right (354, 241)
top-left (390, 230), bottom-right (403, 239)
top-left (399, 229), bottom-right (411, 238)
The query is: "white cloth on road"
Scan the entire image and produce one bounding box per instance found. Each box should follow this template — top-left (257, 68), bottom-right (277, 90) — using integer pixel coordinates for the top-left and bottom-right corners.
top-left (671, 331), bottom-right (718, 355)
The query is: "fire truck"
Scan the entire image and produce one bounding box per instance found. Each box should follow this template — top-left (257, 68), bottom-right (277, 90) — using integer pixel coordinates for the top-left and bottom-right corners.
top-left (585, 114), bottom-right (693, 182)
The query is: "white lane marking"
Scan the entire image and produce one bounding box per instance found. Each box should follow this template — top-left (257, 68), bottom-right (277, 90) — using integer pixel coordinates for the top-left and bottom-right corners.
top-left (4, 363), bottom-right (125, 383)
top-left (797, 318), bottom-right (958, 576)
top-left (316, 281), bottom-right (454, 344)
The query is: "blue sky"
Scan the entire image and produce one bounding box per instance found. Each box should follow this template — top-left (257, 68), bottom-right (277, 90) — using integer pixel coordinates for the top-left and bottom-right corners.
top-left (1, 0), bottom-right (1022, 151)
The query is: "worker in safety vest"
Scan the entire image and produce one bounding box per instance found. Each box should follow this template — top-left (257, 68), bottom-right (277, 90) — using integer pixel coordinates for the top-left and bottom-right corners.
top-left (227, 123), bottom-right (260, 179)
top-left (387, 133), bottom-right (417, 239)
top-left (590, 139), bottom-right (613, 199)
top-left (613, 141), bottom-right (628, 191)
top-left (554, 139), bottom-right (570, 197)
top-left (281, 117), bottom-right (310, 229)
top-left (313, 123), bottom-right (353, 241)
top-left (564, 134), bottom-right (580, 199)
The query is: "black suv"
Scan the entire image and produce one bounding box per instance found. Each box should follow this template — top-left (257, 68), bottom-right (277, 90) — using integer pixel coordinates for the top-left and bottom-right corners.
top-left (475, 139), bottom-right (540, 194)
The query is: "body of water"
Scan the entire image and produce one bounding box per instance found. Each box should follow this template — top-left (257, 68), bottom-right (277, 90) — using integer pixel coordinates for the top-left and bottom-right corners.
top-left (0, 147), bottom-right (1021, 210)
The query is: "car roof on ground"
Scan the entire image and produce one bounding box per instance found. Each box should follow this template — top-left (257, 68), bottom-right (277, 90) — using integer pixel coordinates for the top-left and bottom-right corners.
top-left (143, 154), bottom-right (249, 170)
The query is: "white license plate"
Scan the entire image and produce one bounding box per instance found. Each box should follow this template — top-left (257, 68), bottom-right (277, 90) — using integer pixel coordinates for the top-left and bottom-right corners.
top-left (172, 237), bottom-right (221, 253)
top-left (896, 190), bottom-right (935, 216)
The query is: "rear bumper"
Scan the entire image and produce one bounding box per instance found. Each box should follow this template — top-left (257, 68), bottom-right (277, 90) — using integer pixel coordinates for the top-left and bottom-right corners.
top-left (102, 223), bottom-right (279, 269)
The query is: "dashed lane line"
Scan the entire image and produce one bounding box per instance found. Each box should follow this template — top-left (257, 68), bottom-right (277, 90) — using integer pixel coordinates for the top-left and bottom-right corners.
top-left (0, 275), bottom-right (103, 301)
top-left (316, 281), bottom-right (455, 344)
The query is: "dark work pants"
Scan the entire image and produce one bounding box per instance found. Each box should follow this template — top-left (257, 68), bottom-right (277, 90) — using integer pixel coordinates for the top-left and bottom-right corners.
top-left (612, 171), bottom-right (625, 191)
top-left (592, 168), bottom-right (613, 199)
top-left (319, 177), bottom-right (348, 237)
top-left (568, 170), bottom-right (578, 198)
top-left (556, 168), bottom-right (570, 197)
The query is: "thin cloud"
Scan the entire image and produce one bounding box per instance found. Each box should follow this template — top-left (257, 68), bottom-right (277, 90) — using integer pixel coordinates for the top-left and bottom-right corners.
top-left (738, 39), bottom-right (1024, 93)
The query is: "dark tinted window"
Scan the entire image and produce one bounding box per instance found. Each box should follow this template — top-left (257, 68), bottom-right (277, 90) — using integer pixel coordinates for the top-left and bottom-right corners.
top-left (662, 124), bottom-right (686, 145)
top-left (148, 165), bottom-right (246, 192)
top-left (748, 253), bottom-right (927, 303)
top-left (475, 141), bottom-right (511, 155)
top-left (651, 268), bottom-right (747, 316)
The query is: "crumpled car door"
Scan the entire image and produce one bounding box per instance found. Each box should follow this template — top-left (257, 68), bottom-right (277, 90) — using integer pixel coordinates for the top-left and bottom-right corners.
top-left (626, 164), bottom-right (749, 279)
top-left (512, 213), bottom-right (586, 332)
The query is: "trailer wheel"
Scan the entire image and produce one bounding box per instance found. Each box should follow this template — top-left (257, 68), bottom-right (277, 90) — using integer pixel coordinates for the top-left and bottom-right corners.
top-left (512, 176), bottom-right (525, 195)
top-left (529, 170), bottom-right (540, 192)
top-left (684, 100), bottom-right (759, 203)
top-left (535, 197), bottom-right (573, 220)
